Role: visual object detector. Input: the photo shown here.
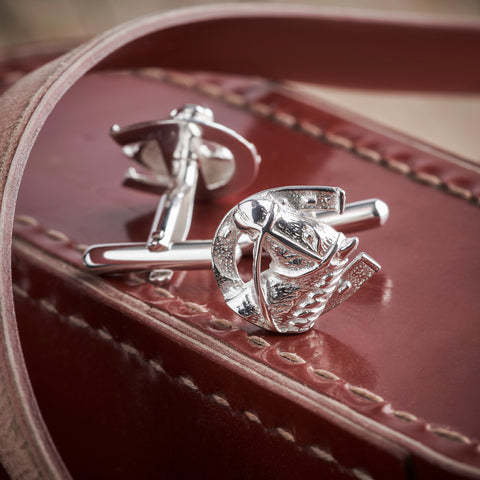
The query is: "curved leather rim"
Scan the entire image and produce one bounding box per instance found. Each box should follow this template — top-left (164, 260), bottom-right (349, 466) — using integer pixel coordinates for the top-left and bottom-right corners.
top-left (1, 5), bottom-right (479, 478)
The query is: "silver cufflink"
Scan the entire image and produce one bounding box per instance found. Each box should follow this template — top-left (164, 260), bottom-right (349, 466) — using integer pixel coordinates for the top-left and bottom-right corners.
top-left (101, 104), bottom-right (260, 283)
top-left (83, 105), bottom-right (389, 334)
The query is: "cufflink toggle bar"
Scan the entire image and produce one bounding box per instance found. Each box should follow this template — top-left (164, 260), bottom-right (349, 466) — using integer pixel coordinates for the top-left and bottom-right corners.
top-left (83, 105), bottom-right (389, 333)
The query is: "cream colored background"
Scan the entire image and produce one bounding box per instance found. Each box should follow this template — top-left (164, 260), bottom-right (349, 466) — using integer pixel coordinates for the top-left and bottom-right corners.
top-left (1, 0), bottom-right (479, 162)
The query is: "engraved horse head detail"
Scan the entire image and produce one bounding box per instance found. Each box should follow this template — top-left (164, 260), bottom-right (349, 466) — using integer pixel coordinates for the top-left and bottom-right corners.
top-left (212, 187), bottom-right (380, 333)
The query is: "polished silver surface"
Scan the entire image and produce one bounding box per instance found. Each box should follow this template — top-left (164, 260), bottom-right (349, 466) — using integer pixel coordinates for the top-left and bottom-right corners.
top-left (147, 157), bottom-right (199, 249)
top-left (83, 240), bottom-right (214, 274)
top-left (83, 197), bottom-right (386, 275)
top-left (83, 107), bottom-right (386, 332)
top-left (211, 187), bottom-right (381, 333)
top-left (84, 186), bottom-right (386, 332)
top-left (111, 104), bottom-right (260, 201)
top-left (111, 105), bottom-right (260, 250)
top-left (101, 104), bottom-right (260, 281)
top-left (317, 198), bottom-right (389, 232)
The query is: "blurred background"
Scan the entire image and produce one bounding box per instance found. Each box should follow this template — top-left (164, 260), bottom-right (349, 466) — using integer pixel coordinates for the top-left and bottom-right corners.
top-left (1, 0), bottom-right (479, 46)
top-left (1, 0), bottom-right (479, 161)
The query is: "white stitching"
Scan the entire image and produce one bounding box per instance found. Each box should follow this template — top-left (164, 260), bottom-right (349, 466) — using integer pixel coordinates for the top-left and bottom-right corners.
top-left (148, 359), bottom-right (165, 373)
top-left (352, 468), bottom-right (375, 480)
top-left (244, 410), bottom-right (261, 424)
top-left (66, 314), bottom-right (88, 329)
top-left (211, 317), bottom-right (234, 330)
top-left (348, 386), bottom-right (384, 404)
top-left (14, 215), bottom-right (40, 227)
top-left (211, 394), bottom-right (231, 408)
top-left (179, 376), bottom-right (199, 391)
top-left (15, 215), bottom-right (85, 251)
top-left (278, 351), bottom-right (306, 364)
top-left (157, 69), bottom-right (480, 206)
top-left (426, 426), bottom-right (472, 445)
top-left (13, 217), bottom-right (480, 451)
top-left (276, 427), bottom-right (295, 442)
top-left (184, 301), bottom-right (209, 313)
top-left (247, 336), bottom-right (271, 348)
top-left (314, 369), bottom-right (340, 381)
top-left (414, 170), bottom-right (443, 187)
top-left (45, 229), bottom-right (70, 242)
top-left (12, 282), bottom-right (375, 478)
top-left (392, 410), bottom-right (418, 422)
top-left (153, 286), bottom-right (175, 299)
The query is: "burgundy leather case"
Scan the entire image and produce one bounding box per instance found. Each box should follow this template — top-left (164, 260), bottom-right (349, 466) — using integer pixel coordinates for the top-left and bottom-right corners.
top-left (1, 7), bottom-right (480, 480)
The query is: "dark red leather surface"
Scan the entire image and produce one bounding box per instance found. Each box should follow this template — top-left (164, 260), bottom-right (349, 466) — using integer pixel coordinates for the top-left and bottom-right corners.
top-left (2, 7), bottom-right (480, 480)
top-left (96, 13), bottom-right (480, 93)
top-left (12, 70), bottom-right (480, 478)
top-left (13, 239), bottom-right (407, 480)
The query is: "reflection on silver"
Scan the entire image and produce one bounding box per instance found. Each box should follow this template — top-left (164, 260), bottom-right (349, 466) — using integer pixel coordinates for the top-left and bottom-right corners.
top-left (83, 197), bottom-right (386, 278)
top-left (318, 198), bottom-right (389, 232)
top-left (111, 104), bottom-right (260, 250)
top-left (83, 107), bottom-right (387, 333)
top-left (83, 241), bottom-right (213, 274)
top-left (103, 104), bottom-right (260, 281)
top-left (211, 187), bottom-right (381, 334)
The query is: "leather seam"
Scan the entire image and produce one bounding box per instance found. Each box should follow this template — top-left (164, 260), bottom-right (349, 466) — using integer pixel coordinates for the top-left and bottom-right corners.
top-left (2, 67), bottom-right (479, 207)
top-left (13, 215), bottom-right (480, 453)
top-left (144, 69), bottom-right (480, 206)
top-left (2, 29), bottom-right (477, 480)
top-left (12, 282), bottom-right (375, 480)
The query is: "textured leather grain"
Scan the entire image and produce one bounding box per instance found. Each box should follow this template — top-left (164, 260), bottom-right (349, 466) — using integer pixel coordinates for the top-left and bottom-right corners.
top-left (1, 6), bottom-right (480, 480)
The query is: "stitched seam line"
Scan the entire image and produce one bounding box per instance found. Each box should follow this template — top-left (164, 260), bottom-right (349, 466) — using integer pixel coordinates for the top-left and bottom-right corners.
top-left (145, 69), bottom-right (479, 206)
top-left (12, 283), bottom-right (374, 480)
top-left (13, 215), bottom-right (480, 452)
top-left (4, 43), bottom-right (478, 476)
top-left (3, 61), bottom-right (479, 206)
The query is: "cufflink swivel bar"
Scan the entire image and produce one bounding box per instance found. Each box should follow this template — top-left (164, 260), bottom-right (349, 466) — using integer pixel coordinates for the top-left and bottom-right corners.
top-left (83, 105), bottom-right (389, 333)
top-left (83, 198), bottom-right (388, 274)
top-left (113, 105), bottom-right (257, 250)
top-left (99, 104), bottom-right (260, 281)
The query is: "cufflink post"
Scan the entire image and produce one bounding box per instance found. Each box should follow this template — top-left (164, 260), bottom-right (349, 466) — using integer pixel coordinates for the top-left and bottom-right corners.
top-left (83, 197), bottom-right (388, 274)
top-left (106, 104), bottom-right (260, 281)
top-left (83, 105), bottom-right (390, 333)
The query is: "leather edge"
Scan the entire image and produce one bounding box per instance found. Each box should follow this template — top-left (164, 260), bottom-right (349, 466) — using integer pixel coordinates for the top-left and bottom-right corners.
top-left (1, 6), bottom-right (479, 479)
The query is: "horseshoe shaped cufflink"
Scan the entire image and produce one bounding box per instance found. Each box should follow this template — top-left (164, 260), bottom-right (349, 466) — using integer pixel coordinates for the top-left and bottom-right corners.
top-left (212, 187), bottom-right (383, 333)
top-left (83, 105), bottom-right (389, 334)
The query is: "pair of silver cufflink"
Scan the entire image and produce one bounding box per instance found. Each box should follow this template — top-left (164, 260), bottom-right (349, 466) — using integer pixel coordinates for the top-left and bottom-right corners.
top-left (83, 105), bottom-right (388, 334)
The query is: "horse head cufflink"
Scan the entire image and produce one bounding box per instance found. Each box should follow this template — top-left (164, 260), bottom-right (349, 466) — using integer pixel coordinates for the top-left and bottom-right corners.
top-left (212, 187), bottom-right (384, 333)
top-left (83, 105), bottom-right (389, 334)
